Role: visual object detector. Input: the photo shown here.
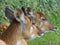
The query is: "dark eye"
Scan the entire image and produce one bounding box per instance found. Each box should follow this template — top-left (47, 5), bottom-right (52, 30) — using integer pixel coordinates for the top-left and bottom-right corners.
top-left (17, 15), bottom-right (20, 18)
top-left (16, 13), bottom-right (20, 18)
top-left (32, 22), bottom-right (35, 25)
top-left (42, 18), bottom-right (46, 21)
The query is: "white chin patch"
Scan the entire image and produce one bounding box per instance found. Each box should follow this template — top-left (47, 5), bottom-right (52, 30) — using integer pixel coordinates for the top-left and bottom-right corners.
top-left (41, 28), bottom-right (45, 32)
top-left (30, 34), bottom-right (39, 40)
top-left (31, 34), bottom-right (36, 39)
top-left (16, 39), bottom-right (21, 45)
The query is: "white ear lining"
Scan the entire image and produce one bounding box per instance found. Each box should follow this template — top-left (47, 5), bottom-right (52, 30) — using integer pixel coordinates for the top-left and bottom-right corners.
top-left (14, 10), bottom-right (21, 22)
top-left (20, 13), bottom-right (26, 24)
top-left (14, 10), bottom-right (26, 24)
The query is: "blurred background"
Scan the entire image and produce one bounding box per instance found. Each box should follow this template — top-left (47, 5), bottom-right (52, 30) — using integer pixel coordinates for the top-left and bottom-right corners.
top-left (0, 0), bottom-right (60, 45)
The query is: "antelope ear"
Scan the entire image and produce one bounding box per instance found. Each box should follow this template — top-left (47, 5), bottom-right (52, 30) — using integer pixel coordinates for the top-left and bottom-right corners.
top-left (14, 8), bottom-right (26, 23)
top-left (5, 7), bottom-right (15, 20)
top-left (21, 6), bottom-right (27, 15)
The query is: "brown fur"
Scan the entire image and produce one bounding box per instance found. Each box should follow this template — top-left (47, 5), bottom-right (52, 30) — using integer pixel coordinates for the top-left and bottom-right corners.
top-left (0, 7), bottom-right (57, 45)
top-left (1, 19), bottom-right (27, 45)
top-left (0, 8), bottom-right (28, 45)
top-left (0, 40), bottom-right (7, 45)
top-left (23, 7), bottom-right (57, 33)
top-left (0, 7), bottom-right (41, 45)
top-left (22, 16), bottom-right (41, 39)
top-left (0, 23), bottom-right (9, 32)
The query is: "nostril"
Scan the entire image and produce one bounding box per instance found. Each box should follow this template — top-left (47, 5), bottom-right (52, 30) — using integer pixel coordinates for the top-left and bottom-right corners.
top-left (49, 26), bottom-right (57, 32)
top-left (49, 26), bottom-right (57, 30)
top-left (52, 26), bottom-right (57, 31)
top-left (54, 26), bottom-right (57, 29)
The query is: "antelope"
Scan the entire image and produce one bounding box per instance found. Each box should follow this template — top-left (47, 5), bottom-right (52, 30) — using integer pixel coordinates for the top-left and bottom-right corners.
top-left (0, 7), bottom-right (42, 45)
top-left (21, 6), bottom-right (57, 35)
top-left (0, 6), bottom-right (57, 45)
top-left (22, 16), bottom-right (41, 39)
top-left (5, 7), bottom-right (41, 39)
top-left (0, 7), bottom-right (28, 45)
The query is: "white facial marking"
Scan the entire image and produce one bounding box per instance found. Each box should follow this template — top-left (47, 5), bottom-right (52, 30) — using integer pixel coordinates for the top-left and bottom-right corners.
top-left (29, 11), bottom-right (35, 17)
top-left (41, 17), bottom-right (44, 19)
top-left (29, 11), bottom-right (33, 15)
top-left (41, 28), bottom-right (45, 32)
top-left (17, 39), bottom-right (21, 45)
top-left (25, 8), bottom-right (27, 13)
top-left (41, 28), bottom-right (45, 30)
top-left (20, 13), bottom-right (26, 23)
top-left (30, 26), bottom-right (33, 34)
top-left (20, 13), bottom-right (26, 32)
top-left (40, 22), bottom-right (43, 27)
top-left (21, 23), bottom-right (26, 32)
top-left (31, 34), bottom-right (35, 39)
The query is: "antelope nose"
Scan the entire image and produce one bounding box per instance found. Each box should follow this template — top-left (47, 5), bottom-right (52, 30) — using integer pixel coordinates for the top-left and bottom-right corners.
top-left (49, 26), bottom-right (57, 31)
top-left (52, 26), bottom-right (57, 31)
top-left (53, 26), bottom-right (57, 30)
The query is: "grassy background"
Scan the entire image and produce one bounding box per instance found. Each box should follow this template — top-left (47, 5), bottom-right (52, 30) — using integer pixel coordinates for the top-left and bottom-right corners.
top-left (0, 0), bottom-right (60, 45)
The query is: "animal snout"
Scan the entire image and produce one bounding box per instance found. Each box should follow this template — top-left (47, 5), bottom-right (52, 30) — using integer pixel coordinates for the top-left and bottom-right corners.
top-left (49, 26), bottom-right (57, 31)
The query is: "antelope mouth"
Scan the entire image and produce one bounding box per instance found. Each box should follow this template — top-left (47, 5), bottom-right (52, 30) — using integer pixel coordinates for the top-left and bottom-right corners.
top-left (49, 29), bottom-right (56, 32)
top-left (49, 27), bottom-right (57, 32)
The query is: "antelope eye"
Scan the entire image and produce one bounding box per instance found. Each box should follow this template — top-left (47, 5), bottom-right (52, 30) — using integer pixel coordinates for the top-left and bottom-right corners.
top-left (42, 18), bottom-right (46, 21)
top-left (16, 13), bottom-right (20, 18)
top-left (32, 23), bottom-right (35, 25)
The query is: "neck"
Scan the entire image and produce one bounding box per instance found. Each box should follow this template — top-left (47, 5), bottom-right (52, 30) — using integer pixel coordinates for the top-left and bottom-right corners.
top-left (1, 19), bottom-right (24, 45)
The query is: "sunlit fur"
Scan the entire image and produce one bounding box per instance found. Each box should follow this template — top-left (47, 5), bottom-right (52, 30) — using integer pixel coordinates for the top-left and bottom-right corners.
top-left (0, 40), bottom-right (7, 45)
top-left (0, 23), bottom-right (9, 32)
